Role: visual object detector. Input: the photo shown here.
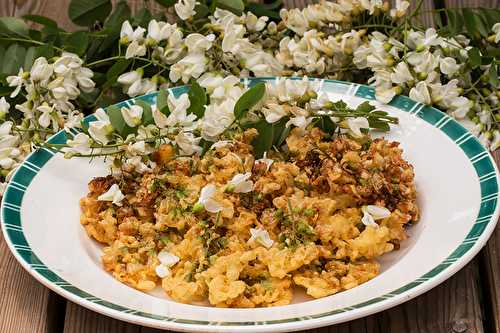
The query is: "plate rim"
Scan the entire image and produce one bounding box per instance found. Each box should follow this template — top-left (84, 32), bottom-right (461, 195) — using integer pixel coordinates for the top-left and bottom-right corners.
top-left (2, 77), bottom-right (499, 332)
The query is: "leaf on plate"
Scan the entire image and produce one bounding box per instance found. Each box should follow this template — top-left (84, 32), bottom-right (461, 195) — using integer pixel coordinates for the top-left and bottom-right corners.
top-left (157, 89), bottom-right (171, 115)
top-left (234, 82), bottom-right (265, 120)
top-left (489, 63), bottom-right (499, 87)
top-left (187, 80), bottom-right (207, 118)
top-left (215, 0), bottom-right (245, 15)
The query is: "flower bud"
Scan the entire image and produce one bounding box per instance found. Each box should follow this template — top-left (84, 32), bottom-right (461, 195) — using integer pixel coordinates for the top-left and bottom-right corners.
top-left (119, 36), bottom-right (130, 45)
top-left (192, 203), bottom-right (204, 213)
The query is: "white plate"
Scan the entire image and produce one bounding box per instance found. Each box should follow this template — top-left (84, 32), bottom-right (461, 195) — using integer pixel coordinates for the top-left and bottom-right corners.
top-left (2, 78), bottom-right (499, 332)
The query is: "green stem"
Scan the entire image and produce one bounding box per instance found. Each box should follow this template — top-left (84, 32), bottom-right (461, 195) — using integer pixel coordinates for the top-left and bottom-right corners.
top-left (0, 37), bottom-right (63, 52)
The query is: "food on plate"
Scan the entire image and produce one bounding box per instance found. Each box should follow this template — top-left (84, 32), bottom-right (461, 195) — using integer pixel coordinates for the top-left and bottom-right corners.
top-left (80, 125), bottom-right (419, 307)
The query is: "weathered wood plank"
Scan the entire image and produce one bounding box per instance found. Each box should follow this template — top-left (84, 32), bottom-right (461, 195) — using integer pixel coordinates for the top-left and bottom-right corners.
top-left (0, 233), bottom-right (66, 333)
top-left (481, 151), bottom-right (500, 333)
top-left (444, 0), bottom-right (500, 8)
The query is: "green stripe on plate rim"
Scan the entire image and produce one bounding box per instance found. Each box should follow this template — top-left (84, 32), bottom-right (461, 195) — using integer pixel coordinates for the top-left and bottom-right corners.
top-left (1, 78), bottom-right (498, 326)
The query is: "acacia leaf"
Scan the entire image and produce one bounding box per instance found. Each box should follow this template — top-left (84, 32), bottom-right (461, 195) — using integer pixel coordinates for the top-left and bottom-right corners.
top-left (187, 80), bottom-right (207, 118)
top-left (234, 82), bottom-right (265, 120)
top-left (68, 0), bottom-right (112, 27)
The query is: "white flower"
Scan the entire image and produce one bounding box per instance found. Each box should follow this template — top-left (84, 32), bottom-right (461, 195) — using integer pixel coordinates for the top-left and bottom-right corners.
top-left (255, 152), bottom-right (273, 172)
top-left (361, 205), bottom-right (391, 228)
top-left (66, 133), bottom-right (92, 155)
top-left (30, 57), bottom-right (53, 82)
top-left (120, 20), bottom-right (146, 42)
top-left (360, 0), bottom-right (383, 14)
top-left (211, 140), bottom-right (232, 149)
top-left (98, 184), bottom-right (125, 206)
top-left (391, 62), bottom-right (413, 84)
top-left (155, 250), bottom-right (180, 278)
top-left (409, 81), bottom-right (432, 105)
top-left (175, 0), bottom-right (196, 20)
top-left (262, 103), bottom-right (287, 123)
top-left (88, 108), bottom-right (113, 144)
top-left (439, 57), bottom-right (460, 76)
top-left (346, 117), bottom-right (369, 138)
top-left (245, 12), bottom-right (268, 32)
top-left (286, 116), bottom-right (313, 133)
top-left (185, 33), bottom-right (215, 53)
top-left (248, 227), bottom-right (274, 248)
top-left (280, 8), bottom-right (308, 35)
top-left (125, 156), bottom-right (155, 173)
top-left (169, 53), bottom-right (207, 83)
top-left (492, 23), bottom-right (500, 43)
top-left (121, 105), bottom-right (143, 127)
top-left (198, 75), bottom-right (242, 102)
top-left (409, 28), bottom-right (443, 50)
top-left (165, 93), bottom-right (196, 127)
top-left (152, 105), bottom-right (168, 128)
top-left (227, 172), bottom-right (253, 193)
top-left (6, 68), bottom-right (26, 98)
top-left (36, 104), bottom-right (53, 128)
top-left (125, 40), bottom-right (147, 59)
top-left (390, 0), bottom-right (409, 18)
top-left (0, 97), bottom-right (10, 118)
top-left (175, 131), bottom-right (201, 155)
top-left (197, 183), bottom-right (223, 213)
top-left (147, 20), bottom-right (175, 43)
top-left (118, 70), bottom-right (142, 86)
top-left (201, 99), bottom-right (235, 140)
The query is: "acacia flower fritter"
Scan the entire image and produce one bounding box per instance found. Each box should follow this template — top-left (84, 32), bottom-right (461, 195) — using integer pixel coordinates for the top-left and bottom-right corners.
top-left (226, 172), bottom-right (253, 193)
top-left (361, 205), bottom-right (391, 228)
top-left (97, 184), bottom-right (125, 206)
top-left (195, 184), bottom-right (223, 213)
top-left (248, 227), bottom-right (274, 248)
top-left (155, 251), bottom-right (180, 278)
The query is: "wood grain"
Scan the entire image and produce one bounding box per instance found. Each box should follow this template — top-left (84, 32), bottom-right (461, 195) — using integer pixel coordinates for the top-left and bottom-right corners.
top-left (0, 233), bottom-right (66, 333)
top-left (481, 151), bottom-right (500, 333)
top-left (444, 0), bottom-right (500, 8)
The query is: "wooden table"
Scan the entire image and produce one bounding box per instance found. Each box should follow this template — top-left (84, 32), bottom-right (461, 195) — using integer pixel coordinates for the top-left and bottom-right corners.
top-left (0, 158), bottom-right (498, 333)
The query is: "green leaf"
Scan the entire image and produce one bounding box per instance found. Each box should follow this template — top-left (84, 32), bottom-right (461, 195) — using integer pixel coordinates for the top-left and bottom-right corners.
top-left (355, 101), bottom-right (376, 114)
top-left (187, 81), bottom-right (207, 118)
top-left (135, 100), bottom-right (155, 125)
top-left (0, 17), bottom-right (30, 37)
top-left (489, 64), bottom-right (499, 87)
top-left (368, 119), bottom-right (390, 131)
top-left (104, 1), bottom-right (131, 29)
top-left (107, 104), bottom-right (136, 137)
top-left (155, 0), bottom-right (177, 7)
top-left (68, 0), bottom-right (112, 27)
top-left (271, 117), bottom-right (289, 147)
top-left (468, 48), bottom-right (481, 69)
top-left (246, 2), bottom-right (281, 19)
top-left (134, 8), bottom-right (152, 27)
top-left (106, 58), bottom-right (132, 81)
top-left (23, 46), bottom-right (37, 71)
top-left (157, 89), bottom-right (171, 115)
top-left (234, 83), bottom-right (265, 120)
top-left (480, 8), bottom-right (500, 29)
top-left (251, 119), bottom-right (274, 158)
top-left (462, 8), bottom-right (488, 38)
top-left (194, 4), bottom-right (210, 19)
top-left (315, 116), bottom-right (336, 134)
top-left (2, 44), bottom-right (26, 75)
top-left (446, 9), bottom-right (463, 35)
top-left (64, 31), bottom-right (89, 56)
top-left (215, 0), bottom-right (245, 15)
top-left (22, 15), bottom-right (58, 28)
